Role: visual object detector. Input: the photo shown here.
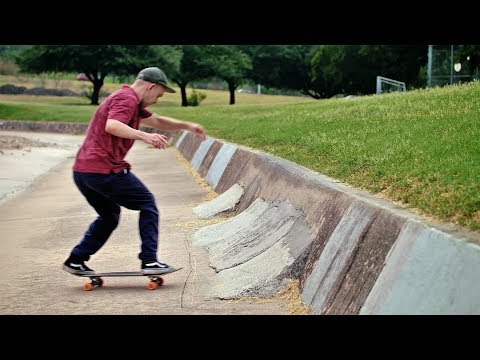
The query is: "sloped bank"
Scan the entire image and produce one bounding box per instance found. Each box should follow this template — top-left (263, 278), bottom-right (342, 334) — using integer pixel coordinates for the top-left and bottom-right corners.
top-left (176, 130), bottom-right (480, 315)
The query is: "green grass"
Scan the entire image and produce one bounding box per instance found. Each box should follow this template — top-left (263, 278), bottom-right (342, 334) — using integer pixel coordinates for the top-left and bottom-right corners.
top-left (0, 96), bottom-right (95, 122)
top-left (158, 81), bottom-right (480, 232)
top-left (1, 78), bottom-right (479, 232)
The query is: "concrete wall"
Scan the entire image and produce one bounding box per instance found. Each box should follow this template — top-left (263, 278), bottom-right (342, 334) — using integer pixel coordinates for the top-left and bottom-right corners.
top-left (176, 131), bottom-right (480, 315)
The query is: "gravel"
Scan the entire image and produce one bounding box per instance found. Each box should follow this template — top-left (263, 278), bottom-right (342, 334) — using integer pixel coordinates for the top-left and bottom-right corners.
top-left (0, 135), bottom-right (59, 153)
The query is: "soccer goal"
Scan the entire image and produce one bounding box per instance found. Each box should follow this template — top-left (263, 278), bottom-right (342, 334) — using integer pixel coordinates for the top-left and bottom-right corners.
top-left (376, 76), bottom-right (406, 94)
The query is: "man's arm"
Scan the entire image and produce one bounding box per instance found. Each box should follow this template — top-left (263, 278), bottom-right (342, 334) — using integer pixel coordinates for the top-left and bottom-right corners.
top-left (141, 114), bottom-right (206, 141)
top-left (105, 119), bottom-right (168, 149)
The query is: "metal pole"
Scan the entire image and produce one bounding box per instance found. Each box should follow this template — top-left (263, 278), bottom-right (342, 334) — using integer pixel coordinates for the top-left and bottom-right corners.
top-left (427, 45), bottom-right (433, 87)
top-left (450, 45), bottom-right (454, 84)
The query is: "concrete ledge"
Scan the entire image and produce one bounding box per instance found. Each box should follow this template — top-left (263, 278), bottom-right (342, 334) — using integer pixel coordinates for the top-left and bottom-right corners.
top-left (0, 119), bottom-right (170, 136)
top-left (177, 130), bottom-right (480, 314)
top-left (0, 119), bottom-right (88, 134)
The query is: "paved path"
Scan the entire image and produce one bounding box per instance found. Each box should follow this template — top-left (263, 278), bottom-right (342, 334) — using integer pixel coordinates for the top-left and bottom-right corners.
top-left (0, 131), bottom-right (287, 315)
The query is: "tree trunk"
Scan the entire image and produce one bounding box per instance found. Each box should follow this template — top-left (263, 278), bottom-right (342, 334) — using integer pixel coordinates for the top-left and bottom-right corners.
top-left (90, 80), bottom-right (104, 105)
top-left (181, 85), bottom-right (188, 107)
top-left (228, 82), bottom-right (235, 105)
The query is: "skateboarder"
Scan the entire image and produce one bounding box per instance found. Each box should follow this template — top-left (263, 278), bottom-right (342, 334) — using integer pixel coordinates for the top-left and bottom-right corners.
top-left (63, 67), bottom-right (206, 276)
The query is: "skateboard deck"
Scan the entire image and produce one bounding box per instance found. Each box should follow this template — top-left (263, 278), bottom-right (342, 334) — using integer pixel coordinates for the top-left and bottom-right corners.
top-left (77, 267), bottom-right (183, 291)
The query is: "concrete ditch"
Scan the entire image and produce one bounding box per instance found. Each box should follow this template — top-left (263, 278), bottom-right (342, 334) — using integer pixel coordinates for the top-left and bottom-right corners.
top-left (3, 120), bottom-right (480, 314)
top-left (177, 130), bottom-right (480, 315)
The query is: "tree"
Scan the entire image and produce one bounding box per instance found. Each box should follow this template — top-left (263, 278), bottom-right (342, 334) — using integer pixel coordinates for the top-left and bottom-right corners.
top-left (455, 45), bottom-right (480, 78)
top-left (17, 45), bottom-right (155, 105)
top-left (0, 45), bottom-right (31, 60)
top-left (311, 45), bottom-right (428, 97)
top-left (248, 45), bottom-right (320, 98)
top-left (310, 45), bottom-right (360, 97)
top-left (204, 46), bottom-right (251, 105)
top-left (149, 45), bottom-right (183, 79)
top-left (166, 46), bottom-right (213, 107)
top-left (358, 45), bottom-right (428, 90)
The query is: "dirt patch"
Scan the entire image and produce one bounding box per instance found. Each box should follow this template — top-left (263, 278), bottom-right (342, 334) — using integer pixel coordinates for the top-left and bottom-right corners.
top-left (0, 135), bottom-right (59, 153)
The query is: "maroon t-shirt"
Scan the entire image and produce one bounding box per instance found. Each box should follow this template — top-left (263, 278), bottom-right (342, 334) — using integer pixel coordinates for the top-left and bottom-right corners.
top-left (73, 85), bottom-right (153, 174)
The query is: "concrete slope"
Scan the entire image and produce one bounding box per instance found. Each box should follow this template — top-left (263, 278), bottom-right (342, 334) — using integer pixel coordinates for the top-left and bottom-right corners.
top-left (176, 130), bottom-right (480, 314)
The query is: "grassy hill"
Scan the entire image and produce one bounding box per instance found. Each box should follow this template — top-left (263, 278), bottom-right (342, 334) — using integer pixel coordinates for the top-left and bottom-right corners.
top-left (0, 76), bottom-right (479, 232)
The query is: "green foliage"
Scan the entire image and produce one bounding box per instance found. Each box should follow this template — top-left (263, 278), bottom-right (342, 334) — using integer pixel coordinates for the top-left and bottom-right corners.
top-left (186, 89), bottom-right (207, 106)
top-left (17, 45), bottom-right (154, 76)
top-left (16, 45), bottom-right (156, 104)
top-left (205, 46), bottom-right (252, 84)
top-left (167, 45), bottom-right (216, 106)
top-left (0, 45), bottom-right (31, 60)
top-left (311, 45), bottom-right (428, 98)
top-left (249, 45), bottom-right (317, 97)
top-left (150, 45), bottom-right (182, 77)
top-left (201, 45), bottom-right (252, 104)
top-left (455, 45), bottom-right (480, 76)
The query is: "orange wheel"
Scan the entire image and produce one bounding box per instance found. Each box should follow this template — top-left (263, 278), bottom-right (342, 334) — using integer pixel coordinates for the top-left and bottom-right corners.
top-left (156, 277), bottom-right (164, 286)
top-left (147, 281), bottom-right (158, 290)
top-left (83, 283), bottom-right (93, 291)
top-left (98, 278), bottom-right (104, 286)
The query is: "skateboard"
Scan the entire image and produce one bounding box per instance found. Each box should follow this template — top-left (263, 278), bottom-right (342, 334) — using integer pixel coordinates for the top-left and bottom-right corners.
top-left (77, 267), bottom-right (183, 291)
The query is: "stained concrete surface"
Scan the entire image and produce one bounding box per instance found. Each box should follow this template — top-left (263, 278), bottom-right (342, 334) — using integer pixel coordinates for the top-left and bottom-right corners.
top-left (0, 130), bottom-right (288, 315)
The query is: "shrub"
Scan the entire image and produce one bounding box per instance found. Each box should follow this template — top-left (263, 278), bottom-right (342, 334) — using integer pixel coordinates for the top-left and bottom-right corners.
top-left (187, 89), bottom-right (207, 106)
top-left (0, 58), bottom-right (19, 75)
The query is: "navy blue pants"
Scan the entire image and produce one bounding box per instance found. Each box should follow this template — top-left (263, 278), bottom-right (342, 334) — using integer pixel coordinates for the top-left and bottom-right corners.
top-left (72, 169), bottom-right (159, 262)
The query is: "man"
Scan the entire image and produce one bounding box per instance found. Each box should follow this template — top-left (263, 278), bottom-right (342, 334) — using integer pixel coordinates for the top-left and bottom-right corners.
top-left (62, 67), bottom-right (206, 275)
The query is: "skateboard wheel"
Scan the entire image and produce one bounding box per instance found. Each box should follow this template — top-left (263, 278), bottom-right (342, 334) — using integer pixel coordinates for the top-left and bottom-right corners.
top-left (83, 283), bottom-right (93, 291)
top-left (156, 277), bottom-right (164, 286)
top-left (147, 281), bottom-right (158, 290)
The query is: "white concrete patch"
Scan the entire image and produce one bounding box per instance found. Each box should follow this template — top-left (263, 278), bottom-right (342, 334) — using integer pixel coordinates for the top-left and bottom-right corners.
top-left (192, 198), bottom-right (270, 248)
top-left (208, 241), bottom-right (294, 299)
top-left (193, 198), bottom-right (315, 298)
top-left (301, 200), bottom-right (377, 313)
top-left (193, 183), bottom-right (244, 219)
top-left (175, 131), bottom-right (187, 148)
top-left (205, 143), bottom-right (237, 189)
top-left (210, 217), bottom-right (296, 271)
top-left (190, 137), bottom-right (214, 171)
top-left (360, 220), bottom-right (480, 314)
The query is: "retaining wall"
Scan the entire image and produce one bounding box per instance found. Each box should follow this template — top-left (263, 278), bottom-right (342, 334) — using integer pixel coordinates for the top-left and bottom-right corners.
top-left (177, 131), bottom-right (480, 315)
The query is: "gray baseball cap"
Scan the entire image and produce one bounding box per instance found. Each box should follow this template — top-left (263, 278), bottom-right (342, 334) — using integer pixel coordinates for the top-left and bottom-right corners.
top-left (136, 67), bottom-right (176, 93)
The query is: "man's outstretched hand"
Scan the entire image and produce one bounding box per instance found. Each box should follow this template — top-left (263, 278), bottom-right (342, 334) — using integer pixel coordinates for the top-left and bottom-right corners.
top-left (143, 132), bottom-right (168, 149)
top-left (189, 123), bottom-right (207, 141)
